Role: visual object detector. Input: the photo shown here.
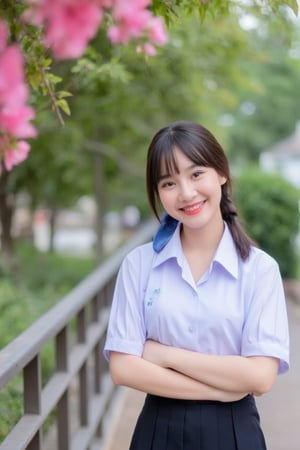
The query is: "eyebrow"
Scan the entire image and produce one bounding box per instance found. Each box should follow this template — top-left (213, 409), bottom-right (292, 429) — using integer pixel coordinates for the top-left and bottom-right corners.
top-left (158, 163), bottom-right (199, 182)
top-left (157, 173), bottom-right (172, 182)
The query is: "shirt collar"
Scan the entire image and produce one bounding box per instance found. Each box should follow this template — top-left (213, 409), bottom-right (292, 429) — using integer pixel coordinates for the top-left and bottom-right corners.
top-left (153, 222), bottom-right (239, 279)
top-left (153, 223), bottom-right (182, 268)
top-left (213, 223), bottom-right (239, 279)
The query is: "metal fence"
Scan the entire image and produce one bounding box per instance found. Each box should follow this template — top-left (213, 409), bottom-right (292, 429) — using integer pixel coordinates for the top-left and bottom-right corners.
top-left (0, 219), bottom-right (156, 450)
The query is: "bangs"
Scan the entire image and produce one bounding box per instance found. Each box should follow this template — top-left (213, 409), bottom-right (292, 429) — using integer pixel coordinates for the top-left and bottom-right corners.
top-left (157, 140), bottom-right (211, 183)
top-left (159, 146), bottom-right (179, 179)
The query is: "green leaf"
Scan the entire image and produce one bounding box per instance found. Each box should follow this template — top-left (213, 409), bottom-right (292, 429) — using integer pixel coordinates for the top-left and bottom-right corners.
top-left (28, 72), bottom-right (42, 91)
top-left (57, 91), bottom-right (73, 99)
top-left (43, 58), bottom-right (53, 68)
top-left (46, 73), bottom-right (63, 86)
top-left (56, 99), bottom-right (71, 116)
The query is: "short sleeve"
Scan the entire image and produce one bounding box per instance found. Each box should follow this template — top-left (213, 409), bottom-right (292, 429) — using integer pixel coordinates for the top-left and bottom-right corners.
top-left (241, 254), bottom-right (289, 374)
top-left (103, 248), bottom-right (149, 361)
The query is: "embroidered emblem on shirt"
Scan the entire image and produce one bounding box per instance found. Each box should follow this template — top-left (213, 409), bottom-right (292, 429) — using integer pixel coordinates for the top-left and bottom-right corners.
top-left (147, 288), bottom-right (160, 307)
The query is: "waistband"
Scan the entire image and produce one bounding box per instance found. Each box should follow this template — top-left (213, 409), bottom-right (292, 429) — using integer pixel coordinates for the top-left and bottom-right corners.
top-left (145, 393), bottom-right (253, 406)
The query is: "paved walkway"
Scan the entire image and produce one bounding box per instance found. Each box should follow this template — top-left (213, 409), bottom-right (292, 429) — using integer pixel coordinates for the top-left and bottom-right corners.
top-left (103, 298), bottom-right (300, 450)
top-left (256, 298), bottom-right (300, 450)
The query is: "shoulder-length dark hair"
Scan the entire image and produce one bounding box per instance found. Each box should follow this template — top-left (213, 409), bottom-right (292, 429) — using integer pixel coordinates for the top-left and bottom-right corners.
top-left (146, 120), bottom-right (254, 260)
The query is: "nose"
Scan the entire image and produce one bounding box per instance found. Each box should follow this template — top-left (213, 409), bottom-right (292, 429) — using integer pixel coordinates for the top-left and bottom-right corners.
top-left (178, 180), bottom-right (197, 202)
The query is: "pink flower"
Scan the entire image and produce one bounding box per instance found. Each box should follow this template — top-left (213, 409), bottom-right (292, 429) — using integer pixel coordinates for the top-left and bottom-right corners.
top-left (24, 1), bottom-right (168, 57)
top-left (143, 42), bottom-right (156, 56)
top-left (106, 0), bottom-right (167, 50)
top-left (0, 45), bottom-right (28, 109)
top-left (108, 5), bottom-right (152, 43)
top-left (136, 43), bottom-right (156, 56)
top-left (0, 106), bottom-right (36, 138)
top-left (147, 16), bottom-right (168, 46)
top-left (25, 0), bottom-right (104, 59)
top-left (112, 1), bottom-right (151, 27)
top-left (0, 24), bottom-right (36, 172)
top-left (3, 140), bottom-right (31, 171)
top-left (0, 44), bottom-right (36, 140)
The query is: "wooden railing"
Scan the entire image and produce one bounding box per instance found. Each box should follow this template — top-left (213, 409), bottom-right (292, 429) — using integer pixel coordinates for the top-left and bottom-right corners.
top-left (0, 219), bottom-right (156, 450)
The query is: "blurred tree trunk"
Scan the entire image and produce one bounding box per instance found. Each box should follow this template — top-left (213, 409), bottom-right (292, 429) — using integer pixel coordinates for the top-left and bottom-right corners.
top-left (94, 150), bottom-right (105, 262)
top-left (0, 170), bottom-right (15, 267)
top-left (48, 206), bottom-right (57, 253)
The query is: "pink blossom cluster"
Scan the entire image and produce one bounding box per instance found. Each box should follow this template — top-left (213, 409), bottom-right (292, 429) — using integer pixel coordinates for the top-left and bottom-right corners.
top-left (24, 0), bottom-right (168, 58)
top-left (106, 0), bottom-right (168, 56)
top-left (0, 19), bottom-right (36, 174)
top-left (24, 0), bottom-right (104, 59)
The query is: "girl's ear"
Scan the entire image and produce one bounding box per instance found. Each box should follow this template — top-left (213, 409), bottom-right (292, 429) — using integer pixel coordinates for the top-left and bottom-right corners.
top-left (219, 176), bottom-right (227, 186)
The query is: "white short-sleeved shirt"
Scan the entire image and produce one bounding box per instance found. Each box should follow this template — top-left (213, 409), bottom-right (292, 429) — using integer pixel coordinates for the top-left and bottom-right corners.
top-left (104, 223), bottom-right (289, 374)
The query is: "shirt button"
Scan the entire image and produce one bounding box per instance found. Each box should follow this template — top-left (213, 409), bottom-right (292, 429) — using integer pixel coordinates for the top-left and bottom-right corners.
top-left (188, 326), bottom-right (194, 333)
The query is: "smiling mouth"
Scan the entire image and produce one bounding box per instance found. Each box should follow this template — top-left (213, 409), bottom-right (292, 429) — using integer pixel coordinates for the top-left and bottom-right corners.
top-left (180, 201), bottom-right (206, 214)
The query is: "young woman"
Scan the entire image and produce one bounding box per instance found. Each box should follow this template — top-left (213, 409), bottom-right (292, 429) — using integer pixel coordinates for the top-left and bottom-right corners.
top-left (104, 121), bottom-right (289, 450)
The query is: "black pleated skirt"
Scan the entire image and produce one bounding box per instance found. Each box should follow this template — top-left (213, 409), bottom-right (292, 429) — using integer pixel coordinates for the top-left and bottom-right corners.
top-left (129, 394), bottom-right (267, 450)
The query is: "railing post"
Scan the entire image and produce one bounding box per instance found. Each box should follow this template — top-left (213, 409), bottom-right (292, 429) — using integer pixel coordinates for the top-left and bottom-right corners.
top-left (57, 391), bottom-right (70, 450)
top-left (77, 306), bottom-right (89, 429)
top-left (79, 363), bottom-right (88, 426)
top-left (24, 355), bottom-right (41, 414)
top-left (91, 295), bottom-right (99, 322)
top-left (93, 339), bottom-right (103, 440)
top-left (56, 326), bottom-right (69, 371)
top-left (94, 341), bottom-right (101, 394)
top-left (77, 307), bottom-right (87, 343)
top-left (56, 326), bottom-right (70, 450)
top-left (26, 432), bottom-right (42, 450)
top-left (23, 355), bottom-right (42, 450)
top-left (99, 335), bottom-right (106, 379)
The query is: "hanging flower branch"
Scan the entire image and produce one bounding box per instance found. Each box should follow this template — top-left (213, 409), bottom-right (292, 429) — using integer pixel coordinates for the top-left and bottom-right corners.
top-left (0, 19), bottom-right (37, 173)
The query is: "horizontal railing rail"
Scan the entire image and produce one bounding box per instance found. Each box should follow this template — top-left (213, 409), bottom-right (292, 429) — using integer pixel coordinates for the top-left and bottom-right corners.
top-left (0, 218), bottom-right (157, 450)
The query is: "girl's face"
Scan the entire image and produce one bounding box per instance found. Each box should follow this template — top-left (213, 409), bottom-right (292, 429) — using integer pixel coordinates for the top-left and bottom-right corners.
top-left (157, 147), bottom-right (226, 231)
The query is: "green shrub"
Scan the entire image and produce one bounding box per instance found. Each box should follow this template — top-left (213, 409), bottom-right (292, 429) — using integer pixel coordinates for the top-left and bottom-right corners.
top-left (234, 168), bottom-right (300, 278)
top-left (0, 281), bottom-right (39, 348)
top-left (14, 241), bottom-right (96, 294)
top-left (0, 377), bottom-right (23, 442)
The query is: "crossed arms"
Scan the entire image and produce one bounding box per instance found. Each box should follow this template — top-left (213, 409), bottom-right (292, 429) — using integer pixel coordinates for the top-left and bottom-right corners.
top-left (109, 340), bottom-right (279, 402)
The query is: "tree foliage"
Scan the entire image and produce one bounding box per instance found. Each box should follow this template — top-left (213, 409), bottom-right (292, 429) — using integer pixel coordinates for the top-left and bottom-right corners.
top-left (0, 1), bottom-right (298, 162)
top-left (234, 168), bottom-right (300, 278)
top-left (225, 7), bottom-right (300, 165)
top-left (0, 0), bottom-right (299, 260)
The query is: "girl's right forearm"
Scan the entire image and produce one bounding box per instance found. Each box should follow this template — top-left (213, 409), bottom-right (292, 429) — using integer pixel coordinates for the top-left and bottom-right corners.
top-left (109, 352), bottom-right (246, 402)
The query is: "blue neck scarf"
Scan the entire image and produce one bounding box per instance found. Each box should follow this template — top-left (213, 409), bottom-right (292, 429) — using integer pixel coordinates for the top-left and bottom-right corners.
top-left (152, 214), bottom-right (179, 253)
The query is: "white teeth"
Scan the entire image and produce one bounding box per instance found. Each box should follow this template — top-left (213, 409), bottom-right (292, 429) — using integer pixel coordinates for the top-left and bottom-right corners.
top-left (183, 202), bottom-right (203, 212)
